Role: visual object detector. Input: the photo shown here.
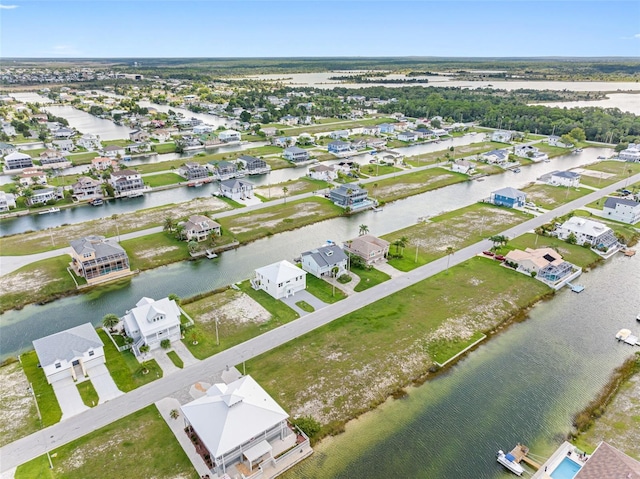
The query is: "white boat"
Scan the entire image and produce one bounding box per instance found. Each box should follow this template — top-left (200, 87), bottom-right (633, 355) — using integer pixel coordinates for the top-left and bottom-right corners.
top-left (637, 312), bottom-right (640, 322)
top-left (372, 206), bottom-right (383, 212)
top-left (38, 207), bottom-right (60, 215)
top-left (496, 450), bottom-right (524, 476)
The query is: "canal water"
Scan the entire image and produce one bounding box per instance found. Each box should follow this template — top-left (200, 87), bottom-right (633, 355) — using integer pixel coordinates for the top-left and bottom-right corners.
top-left (0, 147), bottom-right (611, 358)
top-left (283, 254), bottom-right (640, 479)
top-left (42, 105), bottom-right (134, 141)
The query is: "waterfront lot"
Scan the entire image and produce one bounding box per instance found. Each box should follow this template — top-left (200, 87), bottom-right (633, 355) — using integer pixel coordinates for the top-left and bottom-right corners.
top-left (373, 167), bottom-right (468, 203)
top-left (577, 161), bottom-right (640, 188)
top-left (0, 360), bottom-right (40, 446)
top-left (254, 177), bottom-right (330, 200)
top-left (404, 141), bottom-right (506, 166)
top-left (522, 184), bottom-right (593, 209)
top-left (504, 233), bottom-right (601, 268)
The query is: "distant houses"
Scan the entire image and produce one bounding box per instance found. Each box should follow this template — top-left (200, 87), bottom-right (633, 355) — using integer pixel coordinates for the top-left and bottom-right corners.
top-left (252, 260), bottom-right (306, 299)
top-left (602, 197), bottom-right (640, 224)
top-left (491, 130), bottom-right (513, 143)
top-left (619, 143), bottom-right (640, 162)
top-left (69, 235), bottom-right (131, 284)
top-left (489, 187), bottom-right (526, 208)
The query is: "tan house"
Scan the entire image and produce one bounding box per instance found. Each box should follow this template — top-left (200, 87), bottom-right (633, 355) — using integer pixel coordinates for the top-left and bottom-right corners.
top-left (69, 235), bottom-right (131, 284)
top-left (344, 234), bottom-right (390, 265)
top-left (91, 156), bottom-right (117, 171)
top-left (182, 215), bottom-right (221, 242)
top-left (505, 247), bottom-right (575, 284)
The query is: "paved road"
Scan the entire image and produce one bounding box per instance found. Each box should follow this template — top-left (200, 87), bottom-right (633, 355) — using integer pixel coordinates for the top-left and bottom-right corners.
top-left (2, 172), bottom-right (637, 472)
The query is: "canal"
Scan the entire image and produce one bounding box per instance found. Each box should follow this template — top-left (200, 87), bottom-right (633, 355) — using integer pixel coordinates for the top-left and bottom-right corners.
top-left (283, 254), bottom-right (640, 479)
top-left (0, 147), bottom-right (611, 358)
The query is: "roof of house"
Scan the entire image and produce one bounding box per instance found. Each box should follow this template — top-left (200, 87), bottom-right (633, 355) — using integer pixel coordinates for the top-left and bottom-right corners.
top-left (347, 234), bottom-right (390, 253)
top-left (561, 216), bottom-right (611, 236)
top-left (301, 244), bottom-right (348, 269)
top-left (551, 170), bottom-right (581, 179)
top-left (505, 247), bottom-right (564, 269)
top-left (220, 178), bottom-right (253, 189)
top-left (284, 146), bottom-right (307, 154)
top-left (575, 442), bottom-right (640, 479)
top-left (255, 260), bottom-right (305, 284)
top-left (70, 235), bottom-right (126, 258)
top-left (111, 169), bottom-right (138, 177)
top-left (310, 164), bottom-right (334, 172)
top-left (238, 155), bottom-right (263, 165)
top-left (181, 375), bottom-right (289, 459)
top-left (123, 297), bottom-right (181, 338)
top-left (604, 197), bottom-right (640, 209)
top-left (4, 151), bottom-right (31, 160)
top-left (332, 183), bottom-right (367, 195)
top-left (492, 187), bottom-right (526, 198)
top-left (33, 323), bottom-right (102, 366)
top-left (184, 215), bottom-right (220, 232)
top-left (483, 149), bottom-right (509, 159)
top-left (104, 145), bottom-right (124, 151)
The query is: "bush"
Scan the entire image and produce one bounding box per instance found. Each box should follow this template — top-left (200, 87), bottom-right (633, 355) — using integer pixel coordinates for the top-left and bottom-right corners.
top-left (292, 416), bottom-right (321, 439)
top-left (337, 274), bottom-right (352, 284)
top-left (160, 339), bottom-right (171, 349)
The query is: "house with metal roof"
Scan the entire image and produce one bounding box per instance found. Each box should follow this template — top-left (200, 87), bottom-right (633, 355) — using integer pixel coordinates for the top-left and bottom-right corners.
top-left (69, 235), bottom-right (131, 284)
top-left (489, 187), bottom-right (526, 208)
top-left (219, 178), bottom-right (254, 201)
top-left (482, 149), bottom-right (510, 165)
top-left (602, 197), bottom-right (640, 224)
top-left (556, 217), bottom-right (618, 252)
top-left (32, 323), bottom-right (105, 384)
top-left (301, 244), bottom-right (348, 278)
top-left (122, 296), bottom-right (182, 354)
top-left (252, 260), bottom-right (306, 299)
top-left (236, 155), bottom-right (270, 175)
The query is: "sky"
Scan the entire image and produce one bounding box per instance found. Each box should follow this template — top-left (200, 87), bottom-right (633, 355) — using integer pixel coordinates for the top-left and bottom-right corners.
top-left (1, 1), bottom-right (639, 58)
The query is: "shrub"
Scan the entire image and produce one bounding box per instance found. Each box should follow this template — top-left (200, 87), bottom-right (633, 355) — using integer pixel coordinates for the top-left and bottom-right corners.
top-left (292, 416), bottom-right (321, 439)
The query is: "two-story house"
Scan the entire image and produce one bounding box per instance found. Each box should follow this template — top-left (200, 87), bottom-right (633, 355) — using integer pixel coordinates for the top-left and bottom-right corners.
top-left (69, 235), bottom-right (131, 284)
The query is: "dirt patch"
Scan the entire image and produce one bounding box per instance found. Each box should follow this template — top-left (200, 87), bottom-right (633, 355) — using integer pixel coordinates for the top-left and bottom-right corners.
top-left (0, 361), bottom-right (38, 446)
top-left (0, 267), bottom-right (59, 297)
top-left (196, 291), bottom-right (271, 325)
top-left (376, 174), bottom-right (452, 198)
top-left (133, 245), bottom-right (181, 260)
top-left (573, 168), bottom-right (616, 179)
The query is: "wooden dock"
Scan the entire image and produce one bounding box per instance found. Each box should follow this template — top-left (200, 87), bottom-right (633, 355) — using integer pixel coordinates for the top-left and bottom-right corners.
top-left (509, 444), bottom-right (542, 471)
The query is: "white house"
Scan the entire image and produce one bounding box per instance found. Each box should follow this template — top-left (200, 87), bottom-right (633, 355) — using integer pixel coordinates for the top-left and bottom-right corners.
top-left (102, 145), bottom-right (126, 158)
top-left (77, 134), bottom-right (102, 150)
top-left (451, 159), bottom-right (473, 174)
top-left (252, 260), bottom-right (306, 299)
top-left (482, 149), bottom-right (509, 164)
top-left (301, 244), bottom-right (348, 278)
top-left (602, 197), bottom-right (640, 224)
top-left (505, 248), bottom-right (577, 286)
top-left (546, 170), bottom-right (581, 187)
top-left (514, 145), bottom-right (548, 162)
top-left (32, 323), bottom-right (105, 384)
top-left (308, 164), bottom-right (337, 181)
top-left (219, 178), bottom-right (254, 201)
top-left (556, 216), bottom-right (618, 251)
top-left (0, 191), bottom-right (17, 212)
top-left (122, 296), bottom-right (182, 354)
top-left (491, 130), bottom-right (513, 143)
top-left (397, 131), bottom-right (418, 142)
top-left (3, 151), bottom-right (33, 171)
top-left (548, 135), bottom-right (572, 148)
top-left (619, 143), bottom-right (640, 162)
top-left (283, 146), bottom-right (310, 163)
top-left (219, 130), bottom-right (241, 142)
top-left (193, 124), bottom-right (215, 135)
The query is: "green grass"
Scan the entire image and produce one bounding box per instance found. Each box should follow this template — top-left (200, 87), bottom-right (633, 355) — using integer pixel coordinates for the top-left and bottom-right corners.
top-left (20, 351), bottom-right (62, 426)
top-left (535, 143), bottom-right (574, 158)
top-left (284, 117), bottom-right (395, 136)
top-left (579, 161), bottom-right (640, 188)
top-left (66, 151), bottom-right (99, 165)
top-left (98, 330), bottom-right (162, 392)
top-left (121, 233), bottom-right (191, 270)
top-left (166, 350), bottom-right (184, 369)
top-left (373, 168), bottom-right (468, 203)
top-left (360, 164), bottom-right (402, 177)
top-left (256, 177), bottom-right (330, 200)
top-left (151, 142), bottom-right (176, 154)
top-left (0, 255), bottom-right (79, 313)
top-left (428, 331), bottom-right (485, 365)
top-left (25, 148), bottom-right (47, 158)
top-left (404, 141), bottom-right (506, 166)
top-left (296, 300), bottom-right (315, 312)
top-left (144, 172), bottom-right (185, 188)
top-left (77, 380), bottom-right (99, 407)
top-left (102, 139), bottom-right (133, 147)
top-left (15, 405), bottom-right (198, 479)
top-left (505, 233), bottom-right (601, 269)
top-left (238, 280), bottom-right (299, 322)
top-left (522, 184), bottom-right (592, 208)
top-left (352, 267), bottom-right (391, 292)
top-left (304, 274), bottom-right (347, 304)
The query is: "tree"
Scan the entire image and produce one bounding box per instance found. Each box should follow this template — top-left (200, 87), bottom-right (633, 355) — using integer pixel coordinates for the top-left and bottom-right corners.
top-left (566, 232), bottom-right (578, 245)
top-left (175, 224), bottom-right (185, 240)
top-left (239, 111), bottom-right (252, 123)
top-left (399, 236), bottom-right (409, 255)
top-left (187, 240), bottom-right (199, 254)
top-left (160, 339), bottom-right (171, 349)
top-left (560, 134), bottom-right (575, 147)
top-left (431, 118), bottom-right (441, 128)
top-left (139, 344), bottom-right (150, 354)
top-left (282, 186), bottom-right (289, 204)
top-left (569, 127), bottom-right (586, 143)
top-left (446, 246), bottom-right (455, 270)
top-left (358, 224), bottom-right (369, 236)
top-left (168, 293), bottom-right (181, 305)
top-left (102, 313), bottom-right (120, 329)
top-left (169, 409), bottom-right (180, 420)
top-left (163, 217), bottom-right (176, 233)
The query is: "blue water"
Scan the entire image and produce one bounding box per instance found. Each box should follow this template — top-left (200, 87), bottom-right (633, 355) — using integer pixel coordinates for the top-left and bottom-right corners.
top-left (550, 457), bottom-right (582, 479)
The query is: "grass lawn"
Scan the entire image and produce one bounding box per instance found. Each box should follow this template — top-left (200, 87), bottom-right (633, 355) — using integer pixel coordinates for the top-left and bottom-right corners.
top-left (579, 161), bottom-right (640, 188)
top-left (182, 288), bottom-right (300, 360)
top-left (384, 203), bottom-right (532, 272)
top-left (66, 151), bottom-right (99, 165)
top-left (246, 258), bottom-right (551, 433)
top-left (101, 139), bottom-right (133, 147)
top-left (151, 142), bottom-right (176, 154)
top-left (20, 351), bottom-right (62, 426)
top-left (144, 172), bottom-right (184, 188)
top-left (120, 232), bottom-right (191, 270)
top-left (238, 280), bottom-right (299, 322)
top-left (503, 232), bottom-right (601, 269)
top-left (254, 177), bottom-right (330, 200)
top-left (573, 210), bottom-right (640, 245)
top-left (428, 331), bottom-right (485, 365)
top-left (535, 143), bottom-right (574, 158)
top-left (77, 380), bottom-right (99, 407)
top-left (296, 301), bottom-right (315, 312)
top-left (98, 330), bottom-right (162, 392)
top-left (219, 197), bottom-right (344, 244)
top-left (372, 167), bottom-right (468, 203)
top-left (352, 267), bottom-right (391, 292)
top-left (0, 255), bottom-right (79, 314)
top-left (284, 117), bottom-right (395, 136)
top-left (304, 274), bottom-right (346, 304)
top-left (166, 350), bottom-right (184, 369)
top-left (25, 148), bottom-right (47, 158)
top-left (360, 164), bottom-right (402, 177)
top-left (404, 141), bottom-right (506, 167)
top-left (264, 156), bottom-right (293, 170)
top-left (522, 184), bottom-right (592, 208)
top-left (15, 405), bottom-right (198, 479)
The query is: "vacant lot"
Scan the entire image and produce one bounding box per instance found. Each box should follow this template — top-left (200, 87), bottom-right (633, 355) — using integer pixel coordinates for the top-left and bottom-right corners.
top-left (254, 177), bottom-right (329, 200)
top-left (144, 172), bottom-right (185, 188)
top-left (248, 258), bottom-right (550, 429)
top-left (523, 184), bottom-right (592, 208)
top-left (404, 141), bottom-right (506, 166)
top-left (373, 168), bottom-right (468, 203)
top-left (0, 360), bottom-right (39, 446)
top-left (577, 161), bottom-right (640, 188)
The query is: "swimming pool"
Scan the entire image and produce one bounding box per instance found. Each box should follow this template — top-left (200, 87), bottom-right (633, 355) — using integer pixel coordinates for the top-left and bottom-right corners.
top-left (550, 457), bottom-right (582, 479)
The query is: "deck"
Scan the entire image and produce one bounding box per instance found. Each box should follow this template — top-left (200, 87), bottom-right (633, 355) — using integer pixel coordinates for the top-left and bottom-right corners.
top-left (509, 444), bottom-right (542, 471)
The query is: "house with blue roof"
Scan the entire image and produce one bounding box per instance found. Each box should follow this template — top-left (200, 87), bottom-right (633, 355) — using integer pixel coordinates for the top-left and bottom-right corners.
top-left (490, 187), bottom-right (526, 208)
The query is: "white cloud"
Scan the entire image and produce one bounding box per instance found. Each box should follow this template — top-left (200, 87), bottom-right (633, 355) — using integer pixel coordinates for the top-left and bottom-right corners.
top-left (50, 44), bottom-right (82, 56)
top-left (0, 4), bottom-right (19, 9)
top-left (634, 33), bottom-right (640, 39)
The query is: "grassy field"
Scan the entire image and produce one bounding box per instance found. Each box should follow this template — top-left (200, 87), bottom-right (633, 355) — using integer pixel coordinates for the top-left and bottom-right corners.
top-left (359, 164), bottom-right (402, 177)
top-left (25, 148), bottom-right (47, 158)
top-left (98, 330), bottom-right (162, 392)
top-left (578, 161), bottom-right (640, 188)
top-left (66, 151), bottom-right (99, 165)
top-left (20, 351), bottom-right (62, 426)
top-left (144, 172), bottom-right (184, 188)
top-left (15, 405), bottom-right (198, 479)
top-left (246, 258), bottom-right (551, 431)
top-left (384, 203), bottom-right (532, 272)
top-left (264, 156), bottom-right (294, 170)
top-left (504, 232), bottom-right (601, 269)
top-left (404, 141), bottom-right (506, 166)
top-left (284, 117), bottom-right (395, 136)
top-left (121, 233), bottom-right (190, 271)
top-left (254, 177), bottom-right (330, 200)
top-left (352, 267), bottom-right (391, 292)
top-left (151, 142), bottom-right (176, 154)
top-left (372, 167), bottom-right (468, 203)
top-left (304, 274), bottom-right (347, 303)
top-left (166, 350), bottom-right (184, 369)
top-left (0, 255), bottom-right (79, 313)
top-left (522, 184), bottom-right (592, 208)
top-left (77, 380), bottom-right (99, 407)
top-left (238, 280), bottom-right (299, 322)
top-left (428, 331), bottom-right (485, 365)
top-left (219, 197), bottom-right (344, 244)
top-left (535, 143), bottom-right (574, 158)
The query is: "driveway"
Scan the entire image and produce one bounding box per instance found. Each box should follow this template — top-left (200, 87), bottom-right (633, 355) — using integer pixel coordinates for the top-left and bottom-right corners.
top-left (280, 290), bottom-right (328, 317)
top-left (51, 377), bottom-right (90, 420)
top-left (88, 364), bottom-right (123, 403)
top-left (150, 349), bottom-right (180, 376)
top-left (373, 262), bottom-right (405, 279)
top-left (171, 341), bottom-right (200, 367)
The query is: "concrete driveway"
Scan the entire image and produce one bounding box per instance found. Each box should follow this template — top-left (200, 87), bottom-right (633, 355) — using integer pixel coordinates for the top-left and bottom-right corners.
top-left (88, 364), bottom-right (123, 403)
top-left (280, 290), bottom-right (328, 317)
top-left (150, 349), bottom-right (180, 376)
top-left (51, 377), bottom-right (90, 420)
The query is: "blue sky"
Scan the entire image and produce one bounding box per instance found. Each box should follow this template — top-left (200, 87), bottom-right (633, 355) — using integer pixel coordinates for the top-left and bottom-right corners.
top-left (1, 1), bottom-right (639, 58)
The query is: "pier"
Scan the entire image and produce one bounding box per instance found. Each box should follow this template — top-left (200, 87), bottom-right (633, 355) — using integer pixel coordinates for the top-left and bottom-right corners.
top-left (509, 444), bottom-right (542, 471)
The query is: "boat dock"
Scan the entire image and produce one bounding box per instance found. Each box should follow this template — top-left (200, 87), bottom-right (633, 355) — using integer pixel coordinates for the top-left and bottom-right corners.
top-left (509, 444), bottom-right (542, 471)
top-left (616, 329), bottom-right (638, 346)
top-left (566, 282), bottom-right (585, 293)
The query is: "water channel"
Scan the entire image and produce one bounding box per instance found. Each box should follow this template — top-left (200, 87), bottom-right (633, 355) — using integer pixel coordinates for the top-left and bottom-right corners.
top-left (0, 147), bottom-right (611, 358)
top-left (284, 254), bottom-right (640, 479)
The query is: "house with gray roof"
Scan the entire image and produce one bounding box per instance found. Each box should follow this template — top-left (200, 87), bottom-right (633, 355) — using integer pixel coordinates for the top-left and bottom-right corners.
top-left (602, 197), bottom-right (640, 224)
top-left (219, 178), bottom-right (254, 201)
top-left (182, 215), bottom-right (221, 242)
top-left (482, 149), bottom-right (510, 165)
top-left (237, 155), bottom-right (270, 175)
top-left (283, 146), bottom-right (310, 163)
top-left (69, 235), bottom-right (131, 284)
top-left (208, 160), bottom-right (238, 180)
top-left (33, 323), bottom-right (105, 384)
top-left (301, 244), bottom-right (348, 278)
top-left (541, 170), bottom-right (581, 187)
top-left (490, 187), bottom-right (526, 208)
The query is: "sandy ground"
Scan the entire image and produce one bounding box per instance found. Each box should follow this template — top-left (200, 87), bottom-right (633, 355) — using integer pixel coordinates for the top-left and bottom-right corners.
top-left (254, 180), bottom-right (311, 199)
top-left (228, 202), bottom-right (325, 234)
top-left (376, 174), bottom-right (452, 199)
top-left (0, 264), bottom-right (62, 298)
top-left (196, 291), bottom-right (271, 326)
top-left (0, 362), bottom-right (38, 447)
top-left (572, 168), bottom-right (616, 179)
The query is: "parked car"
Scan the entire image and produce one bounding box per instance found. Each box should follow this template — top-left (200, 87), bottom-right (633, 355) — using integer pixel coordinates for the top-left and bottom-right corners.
top-left (495, 255), bottom-right (506, 261)
top-left (483, 251), bottom-right (495, 257)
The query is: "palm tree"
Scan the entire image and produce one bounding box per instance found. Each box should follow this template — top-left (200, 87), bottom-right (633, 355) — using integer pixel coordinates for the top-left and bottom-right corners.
top-left (139, 344), bottom-right (150, 355)
top-left (169, 409), bottom-right (180, 420)
top-left (163, 217), bottom-right (176, 233)
top-left (282, 186), bottom-right (289, 204)
top-left (358, 224), bottom-right (369, 236)
top-left (488, 235), bottom-right (508, 251)
top-left (102, 313), bottom-right (120, 329)
top-left (446, 246), bottom-right (455, 270)
top-left (399, 236), bottom-right (409, 256)
top-left (175, 224), bottom-right (185, 240)
top-left (187, 240), bottom-right (199, 254)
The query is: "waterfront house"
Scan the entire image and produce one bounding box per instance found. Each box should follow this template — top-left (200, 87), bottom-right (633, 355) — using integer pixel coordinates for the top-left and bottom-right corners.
top-left (351, 139), bottom-right (367, 150)
top-left (362, 125), bottom-right (381, 136)
top-left (548, 135), bottom-right (572, 148)
top-left (379, 123), bottom-right (396, 134)
top-left (490, 187), bottom-right (526, 208)
top-left (301, 244), bottom-right (348, 278)
top-left (53, 127), bottom-right (75, 139)
top-left (70, 235), bottom-right (131, 284)
top-left (33, 323), bottom-right (105, 384)
top-left (252, 260), bottom-right (306, 299)
top-left (344, 234), bottom-right (390, 265)
top-left (602, 197), bottom-right (640, 224)
top-left (0, 191), bottom-right (17, 212)
top-left (328, 140), bottom-right (352, 154)
top-left (330, 130), bottom-right (350, 140)
top-left (53, 139), bottom-right (75, 152)
top-left (39, 150), bottom-right (71, 169)
top-left (366, 138), bottom-right (387, 149)
top-left (19, 169), bottom-right (48, 186)
top-left (482, 149), bottom-right (509, 165)
top-left (219, 178), bottom-right (254, 201)
top-left (556, 217), bottom-right (618, 251)
top-left (182, 215), bottom-right (221, 242)
top-left (272, 136), bottom-right (293, 148)
top-left (72, 176), bottom-right (103, 200)
top-left (192, 124), bottom-right (215, 135)
top-left (77, 134), bottom-right (102, 150)
top-left (102, 145), bottom-right (126, 158)
top-left (283, 146), bottom-right (310, 163)
top-left (178, 162), bottom-right (209, 181)
top-left (308, 164), bottom-right (337, 181)
top-left (329, 184), bottom-right (370, 210)
top-left (236, 155), bottom-right (270, 175)
top-left (544, 170), bottom-right (581, 188)
top-left (219, 130), bottom-right (241, 142)
top-left (122, 296), bottom-right (182, 355)
top-left (514, 144), bottom-right (548, 162)
top-left (397, 131), bottom-right (418, 142)
top-left (3, 151), bottom-right (33, 171)
top-left (491, 130), bottom-right (513, 143)
top-left (181, 375), bottom-right (305, 477)
top-left (280, 114), bottom-right (299, 125)
top-left (28, 187), bottom-right (60, 206)
top-left (619, 143), bottom-right (640, 162)
top-left (452, 159), bottom-right (473, 174)
top-left (505, 247), bottom-right (575, 284)
top-left (151, 129), bottom-right (171, 142)
top-left (125, 142), bottom-right (150, 154)
top-left (91, 156), bottom-right (116, 171)
top-left (261, 127), bottom-right (277, 137)
top-left (208, 160), bottom-right (238, 180)
top-left (109, 169), bottom-right (145, 196)
top-left (0, 142), bottom-right (17, 156)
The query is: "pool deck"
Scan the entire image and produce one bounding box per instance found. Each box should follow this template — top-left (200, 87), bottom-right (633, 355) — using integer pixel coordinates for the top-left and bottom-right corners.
top-left (531, 441), bottom-right (588, 479)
